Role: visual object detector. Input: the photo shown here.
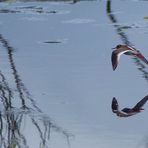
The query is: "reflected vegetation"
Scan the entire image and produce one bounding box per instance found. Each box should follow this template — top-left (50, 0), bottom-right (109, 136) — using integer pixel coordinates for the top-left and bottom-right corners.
top-left (0, 7), bottom-right (58, 14)
top-left (106, 0), bottom-right (148, 83)
top-left (0, 34), bottom-right (71, 147)
top-left (0, 0), bottom-right (96, 4)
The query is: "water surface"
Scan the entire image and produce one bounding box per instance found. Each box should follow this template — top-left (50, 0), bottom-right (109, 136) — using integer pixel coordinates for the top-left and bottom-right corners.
top-left (0, 0), bottom-right (148, 148)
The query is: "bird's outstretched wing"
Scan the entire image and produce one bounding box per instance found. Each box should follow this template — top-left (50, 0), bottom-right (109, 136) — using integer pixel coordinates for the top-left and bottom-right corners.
top-left (111, 97), bottom-right (137, 117)
top-left (112, 97), bottom-right (119, 113)
top-left (111, 50), bottom-right (132, 70)
top-left (111, 51), bottom-right (118, 71)
top-left (132, 48), bottom-right (148, 65)
top-left (140, 56), bottom-right (148, 65)
top-left (132, 95), bottom-right (148, 110)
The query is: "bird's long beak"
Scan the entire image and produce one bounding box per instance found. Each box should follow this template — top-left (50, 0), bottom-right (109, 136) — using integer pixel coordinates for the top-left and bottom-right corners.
top-left (112, 47), bottom-right (116, 50)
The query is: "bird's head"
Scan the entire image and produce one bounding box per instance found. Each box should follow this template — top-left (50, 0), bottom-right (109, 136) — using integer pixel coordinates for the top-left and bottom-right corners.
top-left (112, 44), bottom-right (122, 50)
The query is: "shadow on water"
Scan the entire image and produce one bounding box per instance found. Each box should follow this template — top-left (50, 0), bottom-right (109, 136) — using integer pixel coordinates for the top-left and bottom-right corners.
top-left (106, 0), bottom-right (148, 83)
top-left (0, 34), bottom-right (71, 147)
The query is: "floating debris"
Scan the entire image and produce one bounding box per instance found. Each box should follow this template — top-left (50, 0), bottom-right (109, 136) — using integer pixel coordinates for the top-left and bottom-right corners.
top-left (43, 40), bottom-right (62, 44)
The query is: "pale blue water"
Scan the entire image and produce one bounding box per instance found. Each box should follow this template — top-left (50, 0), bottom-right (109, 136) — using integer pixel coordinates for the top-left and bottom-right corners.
top-left (0, 0), bottom-right (148, 148)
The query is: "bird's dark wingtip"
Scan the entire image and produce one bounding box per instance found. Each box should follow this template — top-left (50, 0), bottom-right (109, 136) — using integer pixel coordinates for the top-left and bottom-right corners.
top-left (113, 97), bottom-right (116, 100)
top-left (112, 64), bottom-right (117, 71)
top-left (111, 52), bottom-right (118, 71)
top-left (138, 55), bottom-right (148, 65)
top-left (142, 57), bottom-right (148, 65)
top-left (112, 97), bottom-right (118, 113)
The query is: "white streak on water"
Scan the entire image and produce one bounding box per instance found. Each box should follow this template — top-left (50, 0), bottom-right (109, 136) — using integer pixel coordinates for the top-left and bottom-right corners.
top-left (63, 18), bottom-right (96, 24)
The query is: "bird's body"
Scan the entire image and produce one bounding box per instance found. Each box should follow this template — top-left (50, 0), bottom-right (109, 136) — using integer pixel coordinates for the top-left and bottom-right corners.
top-left (111, 95), bottom-right (148, 117)
top-left (111, 44), bottom-right (148, 70)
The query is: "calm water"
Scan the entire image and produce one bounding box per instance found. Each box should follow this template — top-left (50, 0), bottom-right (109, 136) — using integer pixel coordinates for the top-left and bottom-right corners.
top-left (0, 0), bottom-right (148, 148)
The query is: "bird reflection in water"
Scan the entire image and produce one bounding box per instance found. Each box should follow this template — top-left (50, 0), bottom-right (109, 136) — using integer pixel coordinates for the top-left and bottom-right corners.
top-left (112, 95), bottom-right (148, 117)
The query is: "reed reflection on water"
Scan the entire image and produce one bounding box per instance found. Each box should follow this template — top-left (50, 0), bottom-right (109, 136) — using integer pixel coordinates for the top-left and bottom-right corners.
top-left (0, 34), bottom-right (71, 148)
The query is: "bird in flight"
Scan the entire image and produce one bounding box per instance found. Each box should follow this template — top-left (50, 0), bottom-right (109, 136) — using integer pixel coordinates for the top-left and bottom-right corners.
top-left (111, 95), bottom-right (148, 117)
top-left (111, 44), bottom-right (148, 70)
